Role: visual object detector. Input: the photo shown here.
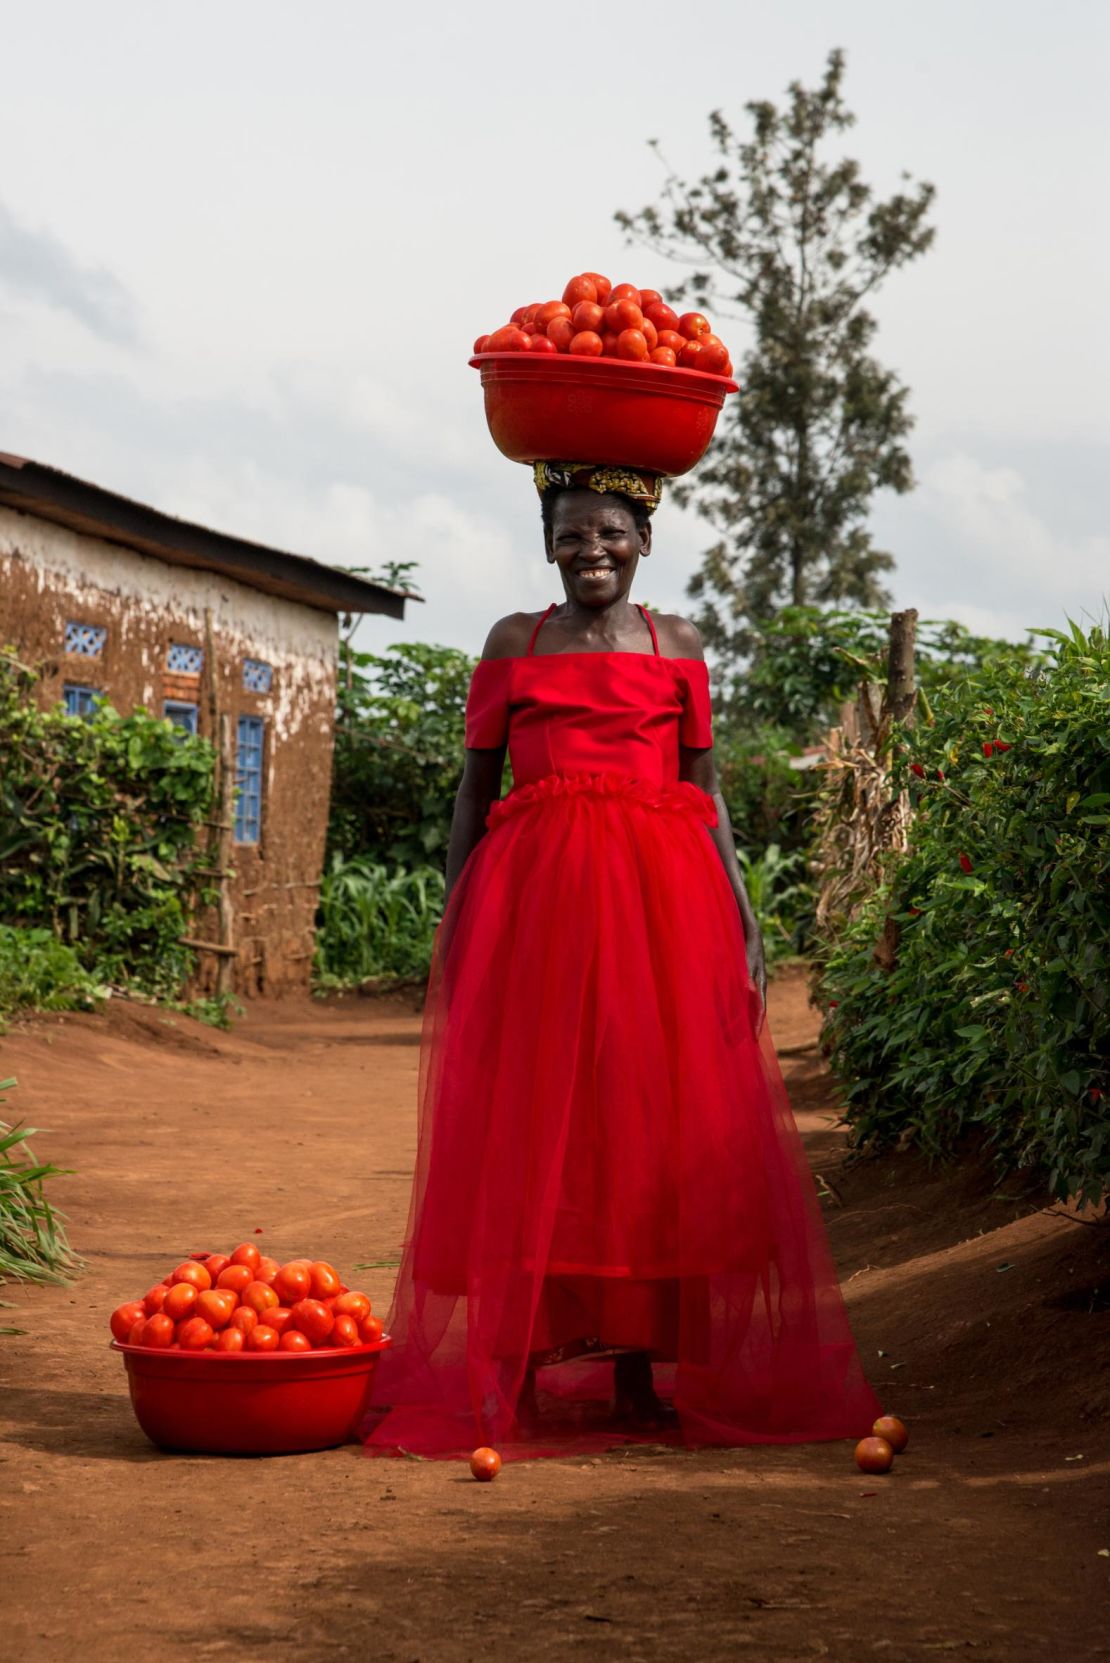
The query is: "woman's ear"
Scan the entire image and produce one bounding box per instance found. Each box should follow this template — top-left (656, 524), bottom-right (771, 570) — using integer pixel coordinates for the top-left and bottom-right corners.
top-left (639, 521), bottom-right (653, 559)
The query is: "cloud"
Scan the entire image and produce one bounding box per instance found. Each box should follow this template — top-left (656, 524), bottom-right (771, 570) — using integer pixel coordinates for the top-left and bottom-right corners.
top-left (0, 199), bottom-right (139, 345)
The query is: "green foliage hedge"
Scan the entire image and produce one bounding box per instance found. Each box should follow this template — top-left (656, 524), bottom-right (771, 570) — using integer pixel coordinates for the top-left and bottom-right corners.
top-left (315, 854), bottom-right (445, 986)
top-left (0, 652), bottom-right (216, 1001)
top-left (817, 621), bottom-right (1110, 1206)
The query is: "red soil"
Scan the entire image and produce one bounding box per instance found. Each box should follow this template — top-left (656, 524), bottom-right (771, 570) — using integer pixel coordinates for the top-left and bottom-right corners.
top-left (1, 966), bottom-right (1107, 1661)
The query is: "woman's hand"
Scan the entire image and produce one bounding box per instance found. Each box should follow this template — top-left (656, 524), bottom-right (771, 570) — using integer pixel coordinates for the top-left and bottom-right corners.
top-left (745, 925), bottom-right (768, 1035)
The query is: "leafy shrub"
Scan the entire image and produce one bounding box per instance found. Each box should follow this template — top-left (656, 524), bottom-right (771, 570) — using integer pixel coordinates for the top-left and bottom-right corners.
top-left (714, 722), bottom-right (818, 859)
top-left (315, 854), bottom-right (445, 985)
top-left (0, 1077), bottom-right (80, 1295)
top-left (329, 642), bottom-right (473, 868)
top-left (0, 651), bottom-right (215, 999)
top-left (736, 844), bottom-right (813, 967)
top-left (816, 620), bottom-right (1110, 1206)
top-left (0, 925), bottom-right (106, 1023)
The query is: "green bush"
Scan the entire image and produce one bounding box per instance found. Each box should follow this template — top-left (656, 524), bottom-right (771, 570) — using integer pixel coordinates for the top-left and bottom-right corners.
top-left (0, 925), bottom-right (106, 1023)
top-left (0, 651), bottom-right (216, 999)
top-left (315, 854), bottom-right (445, 986)
top-left (0, 1077), bottom-right (80, 1297)
top-left (816, 620), bottom-right (1110, 1206)
top-left (329, 642), bottom-right (473, 868)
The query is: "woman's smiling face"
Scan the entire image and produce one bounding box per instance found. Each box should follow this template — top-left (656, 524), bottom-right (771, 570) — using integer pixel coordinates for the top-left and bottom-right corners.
top-left (546, 490), bottom-right (651, 609)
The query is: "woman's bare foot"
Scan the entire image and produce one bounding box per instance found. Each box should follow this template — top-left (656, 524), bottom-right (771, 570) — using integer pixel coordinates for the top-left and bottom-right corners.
top-left (612, 1351), bottom-right (677, 1429)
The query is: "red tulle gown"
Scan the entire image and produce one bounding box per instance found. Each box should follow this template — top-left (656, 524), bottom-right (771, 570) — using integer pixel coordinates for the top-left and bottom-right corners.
top-left (363, 603), bottom-right (880, 1457)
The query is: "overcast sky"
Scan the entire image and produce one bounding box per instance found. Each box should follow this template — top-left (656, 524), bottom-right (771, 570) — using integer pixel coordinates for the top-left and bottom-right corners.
top-left (2, 1), bottom-right (1107, 660)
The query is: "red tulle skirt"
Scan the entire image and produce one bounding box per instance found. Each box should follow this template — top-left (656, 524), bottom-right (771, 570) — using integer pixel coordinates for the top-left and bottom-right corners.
top-left (363, 773), bottom-right (880, 1458)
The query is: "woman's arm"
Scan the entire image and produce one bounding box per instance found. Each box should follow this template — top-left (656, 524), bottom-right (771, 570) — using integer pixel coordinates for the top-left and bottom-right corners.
top-left (680, 746), bottom-right (768, 1032)
top-left (445, 745), bottom-right (507, 902)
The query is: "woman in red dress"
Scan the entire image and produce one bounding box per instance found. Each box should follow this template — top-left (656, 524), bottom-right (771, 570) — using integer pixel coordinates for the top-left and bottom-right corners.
top-left (364, 466), bottom-right (881, 1457)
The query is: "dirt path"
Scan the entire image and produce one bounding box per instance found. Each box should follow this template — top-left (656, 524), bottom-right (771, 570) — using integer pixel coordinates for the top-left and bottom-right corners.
top-left (2, 969), bottom-right (1108, 1662)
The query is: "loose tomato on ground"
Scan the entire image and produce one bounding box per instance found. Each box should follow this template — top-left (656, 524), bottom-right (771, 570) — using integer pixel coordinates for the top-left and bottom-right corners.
top-left (229, 1242), bottom-right (261, 1274)
top-left (110, 1301), bottom-right (148, 1342)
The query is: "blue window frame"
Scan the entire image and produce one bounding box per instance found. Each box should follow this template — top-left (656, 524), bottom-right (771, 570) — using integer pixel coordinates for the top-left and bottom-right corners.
top-left (64, 621), bottom-right (107, 657)
top-left (243, 658), bottom-right (273, 693)
top-left (163, 700), bottom-right (199, 734)
top-left (167, 642), bottom-right (204, 674)
top-left (234, 715), bottom-right (265, 844)
top-left (63, 683), bottom-right (100, 718)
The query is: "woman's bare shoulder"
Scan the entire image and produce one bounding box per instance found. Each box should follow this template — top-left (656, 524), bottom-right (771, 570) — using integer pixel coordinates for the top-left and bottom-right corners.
top-left (479, 611), bottom-right (546, 661)
top-left (652, 613), bottom-right (705, 661)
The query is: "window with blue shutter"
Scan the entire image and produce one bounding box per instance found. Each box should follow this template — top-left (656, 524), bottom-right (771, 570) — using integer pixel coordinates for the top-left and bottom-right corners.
top-left (63, 683), bottom-right (100, 718)
top-left (167, 643), bottom-right (204, 673)
top-left (64, 621), bottom-right (107, 657)
top-left (234, 715), bottom-right (265, 843)
top-left (163, 700), bottom-right (199, 734)
top-left (243, 658), bottom-right (273, 693)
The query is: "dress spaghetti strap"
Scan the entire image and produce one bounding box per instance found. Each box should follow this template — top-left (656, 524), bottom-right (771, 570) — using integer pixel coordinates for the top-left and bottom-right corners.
top-left (526, 604), bottom-right (557, 656)
top-left (638, 604), bottom-right (660, 656)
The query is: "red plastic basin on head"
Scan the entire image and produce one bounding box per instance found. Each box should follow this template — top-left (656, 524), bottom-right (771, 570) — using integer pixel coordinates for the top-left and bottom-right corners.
top-left (471, 352), bottom-right (738, 476)
top-left (112, 1336), bottom-right (391, 1455)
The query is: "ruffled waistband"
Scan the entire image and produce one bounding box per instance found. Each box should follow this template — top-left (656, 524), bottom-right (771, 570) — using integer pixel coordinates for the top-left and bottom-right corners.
top-left (486, 772), bottom-right (717, 832)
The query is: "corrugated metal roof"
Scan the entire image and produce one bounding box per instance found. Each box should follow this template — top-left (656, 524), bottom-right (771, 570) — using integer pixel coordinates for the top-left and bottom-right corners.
top-left (0, 454), bottom-right (419, 619)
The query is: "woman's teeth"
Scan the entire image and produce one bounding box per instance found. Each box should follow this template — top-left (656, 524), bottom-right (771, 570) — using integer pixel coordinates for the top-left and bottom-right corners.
top-left (579, 568), bottom-right (613, 583)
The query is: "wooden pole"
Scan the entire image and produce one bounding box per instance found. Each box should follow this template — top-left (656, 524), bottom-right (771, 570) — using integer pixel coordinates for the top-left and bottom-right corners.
top-left (885, 608), bottom-right (919, 726)
top-left (215, 712), bottom-right (235, 996)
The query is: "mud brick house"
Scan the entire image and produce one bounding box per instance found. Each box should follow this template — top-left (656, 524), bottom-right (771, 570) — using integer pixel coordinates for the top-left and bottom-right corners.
top-left (0, 454), bottom-right (411, 995)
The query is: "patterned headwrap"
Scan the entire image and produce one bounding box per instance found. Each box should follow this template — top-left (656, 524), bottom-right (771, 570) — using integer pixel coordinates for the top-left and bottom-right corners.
top-left (533, 460), bottom-right (664, 515)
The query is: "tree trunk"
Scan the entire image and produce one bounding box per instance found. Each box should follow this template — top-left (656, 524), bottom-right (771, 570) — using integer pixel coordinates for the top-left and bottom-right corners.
top-left (885, 608), bottom-right (918, 726)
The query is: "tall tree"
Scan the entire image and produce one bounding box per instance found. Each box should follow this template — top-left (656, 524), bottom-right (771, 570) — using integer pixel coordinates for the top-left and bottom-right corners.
top-left (617, 49), bottom-right (936, 663)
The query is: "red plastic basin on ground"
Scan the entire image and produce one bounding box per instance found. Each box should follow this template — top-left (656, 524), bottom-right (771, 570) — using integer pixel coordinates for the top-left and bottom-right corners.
top-left (470, 352), bottom-right (739, 476)
top-left (112, 1336), bottom-right (391, 1455)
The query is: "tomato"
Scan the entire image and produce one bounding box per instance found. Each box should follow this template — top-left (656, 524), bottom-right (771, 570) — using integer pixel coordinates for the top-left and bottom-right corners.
top-left (265, 1306), bottom-right (294, 1337)
top-left (697, 336), bottom-right (729, 374)
top-left (546, 316), bottom-right (575, 351)
top-left (854, 1436), bottom-right (895, 1474)
top-left (535, 301), bottom-right (571, 331)
top-left (568, 330), bottom-right (603, 357)
top-left (570, 301), bottom-right (605, 335)
top-left (242, 1279), bottom-right (279, 1315)
top-left (520, 304), bottom-right (541, 329)
top-left (256, 1256), bottom-right (280, 1285)
top-left (529, 335), bottom-right (558, 354)
top-left (562, 275), bottom-right (598, 308)
top-left (333, 1292), bottom-right (372, 1322)
top-left (357, 1314), bottom-right (385, 1344)
top-left (230, 1243), bottom-right (261, 1274)
top-left (163, 1282), bottom-right (199, 1322)
top-left (143, 1313), bottom-right (175, 1349)
top-left (604, 299), bottom-right (644, 334)
top-left (473, 334), bottom-right (490, 354)
top-left (645, 302), bottom-right (680, 334)
top-left (601, 331), bottom-right (620, 356)
top-left (656, 329), bottom-right (685, 354)
top-left (331, 1315), bottom-right (360, 1348)
top-left (872, 1415), bottom-right (909, 1453)
top-left (486, 325), bottom-right (530, 352)
top-left (608, 283), bottom-right (640, 304)
top-left (291, 1298), bottom-right (335, 1345)
top-left (677, 312), bottom-right (711, 340)
top-left (110, 1300), bottom-right (147, 1342)
top-left (203, 1254), bottom-right (231, 1280)
top-left (638, 289), bottom-right (662, 311)
top-left (177, 1317), bottom-right (215, 1351)
top-left (229, 1305), bottom-right (258, 1336)
top-left (616, 329), bottom-right (649, 361)
top-left (650, 347), bottom-right (677, 367)
top-left (509, 305), bottom-right (529, 325)
top-left (309, 1262), bottom-right (342, 1300)
top-left (279, 1329), bottom-right (312, 1353)
top-left (216, 1326), bottom-right (246, 1352)
top-left (583, 271), bottom-right (612, 304)
top-left (469, 1447), bottom-right (502, 1482)
top-left (196, 1289), bottom-right (237, 1329)
top-left (127, 1316), bottom-right (148, 1345)
top-left (170, 1260), bottom-right (212, 1292)
top-left (246, 1324), bottom-right (279, 1352)
top-left (275, 1263), bottom-right (312, 1305)
top-left (142, 1284), bottom-right (169, 1315)
top-left (678, 339), bottom-right (706, 370)
top-left (216, 1264), bottom-right (253, 1296)
top-left (723, 360), bottom-right (734, 378)
top-left (641, 318), bottom-right (658, 351)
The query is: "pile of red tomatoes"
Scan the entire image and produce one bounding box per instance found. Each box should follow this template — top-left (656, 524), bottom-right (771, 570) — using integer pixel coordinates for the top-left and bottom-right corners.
top-left (474, 272), bottom-right (733, 377)
top-left (109, 1243), bottom-right (384, 1354)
